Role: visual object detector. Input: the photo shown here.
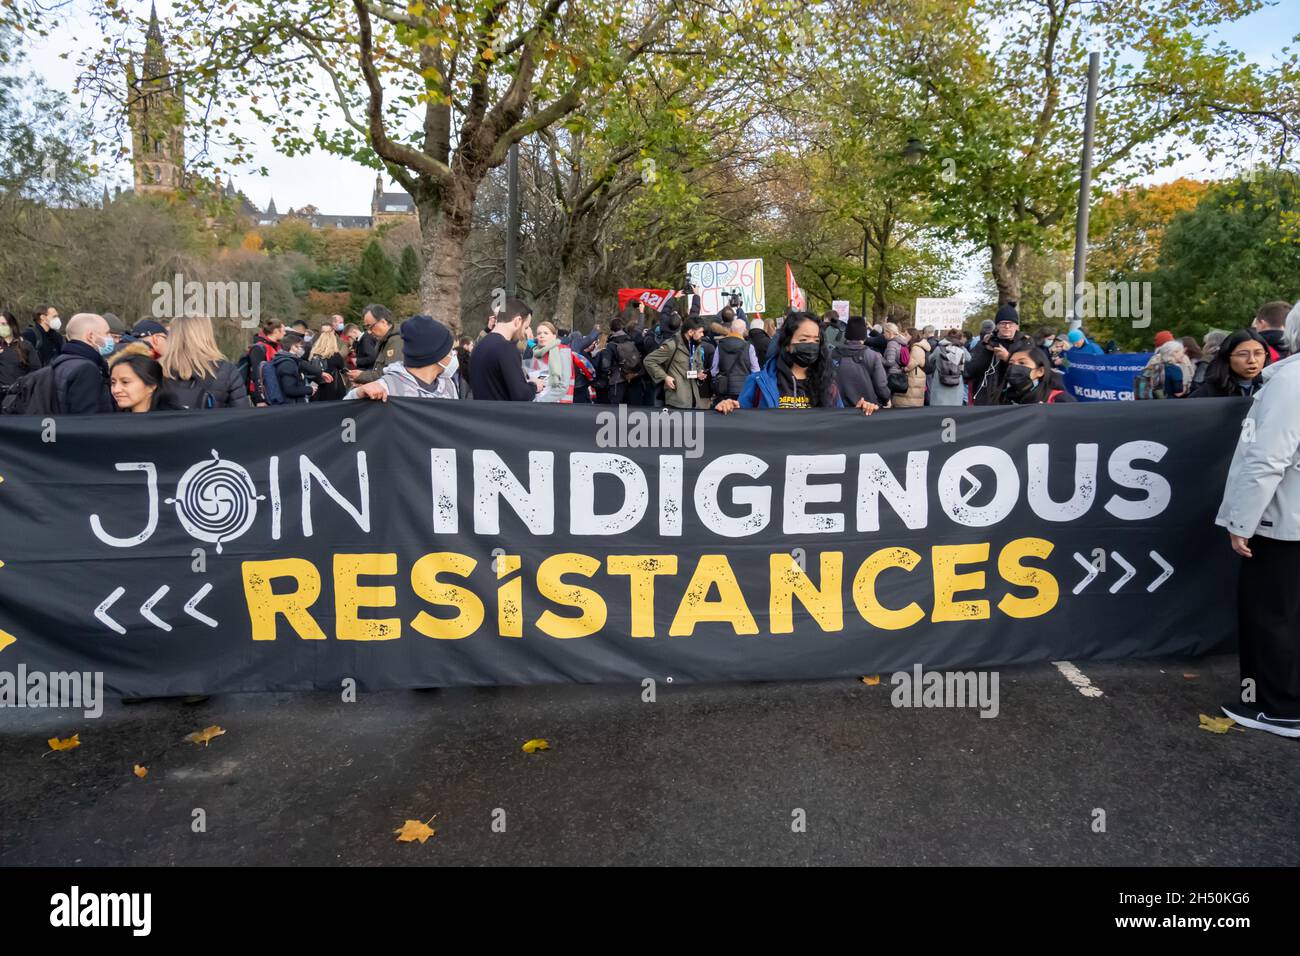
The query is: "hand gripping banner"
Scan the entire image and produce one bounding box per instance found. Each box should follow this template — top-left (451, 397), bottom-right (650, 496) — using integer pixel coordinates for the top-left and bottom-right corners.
top-left (0, 399), bottom-right (1245, 696)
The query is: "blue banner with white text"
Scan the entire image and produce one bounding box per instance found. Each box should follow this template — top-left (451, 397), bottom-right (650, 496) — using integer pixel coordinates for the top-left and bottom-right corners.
top-left (1062, 352), bottom-right (1153, 402)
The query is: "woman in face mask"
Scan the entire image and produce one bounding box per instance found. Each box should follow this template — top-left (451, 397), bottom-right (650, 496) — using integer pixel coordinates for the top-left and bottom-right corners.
top-left (997, 346), bottom-right (1074, 405)
top-left (715, 312), bottom-right (878, 414)
top-left (0, 311), bottom-right (42, 390)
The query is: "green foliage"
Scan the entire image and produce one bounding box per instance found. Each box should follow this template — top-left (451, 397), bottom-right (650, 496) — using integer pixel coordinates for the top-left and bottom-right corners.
top-left (1147, 171), bottom-right (1300, 341)
top-left (260, 218), bottom-right (327, 261)
top-left (397, 245), bottom-right (420, 295)
top-left (348, 239), bottom-right (398, 320)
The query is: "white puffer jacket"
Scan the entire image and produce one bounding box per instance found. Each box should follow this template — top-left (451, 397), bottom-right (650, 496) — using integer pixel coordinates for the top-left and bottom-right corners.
top-left (1216, 352), bottom-right (1300, 540)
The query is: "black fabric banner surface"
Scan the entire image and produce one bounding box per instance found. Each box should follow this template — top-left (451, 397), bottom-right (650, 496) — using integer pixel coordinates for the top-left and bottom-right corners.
top-left (0, 398), bottom-right (1245, 695)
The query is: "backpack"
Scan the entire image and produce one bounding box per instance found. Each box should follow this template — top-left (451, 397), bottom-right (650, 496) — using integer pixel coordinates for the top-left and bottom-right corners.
top-left (593, 348), bottom-right (615, 389)
top-left (241, 340), bottom-right (277, 399)
top-left (165, 376), bottom-right (216, 410)
top-left (712, 340), bottom-right (748, 398)
top-left (937, 343), bottom-right (965, 386)
top-left (614, 339), bottom-right (643, 381)
top-left (1, 365), bottom-right (59, 415)
top-left (259, 353), bottom-right (292, 405)
top-left (1134, 364), bottom-right (1166, 400)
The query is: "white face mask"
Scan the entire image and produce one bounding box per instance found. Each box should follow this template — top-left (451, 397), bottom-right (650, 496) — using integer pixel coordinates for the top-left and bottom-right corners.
top-left (0, 323), bottom-right (10, 339)
top-left (439, 352), bottom-right (459, 380)
top-left (49, 316), bottom-right (62, 331)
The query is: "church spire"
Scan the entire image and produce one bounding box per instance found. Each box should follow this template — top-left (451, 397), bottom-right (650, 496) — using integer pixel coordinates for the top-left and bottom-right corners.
top-left (143, 1), bottom-right (166, 79)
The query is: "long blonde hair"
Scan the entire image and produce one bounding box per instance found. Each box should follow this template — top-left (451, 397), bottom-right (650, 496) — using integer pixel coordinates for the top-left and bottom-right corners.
top-left (160, 314), bottom-right (224, 382)
top-left (310, 328), bottom-right (341, 361)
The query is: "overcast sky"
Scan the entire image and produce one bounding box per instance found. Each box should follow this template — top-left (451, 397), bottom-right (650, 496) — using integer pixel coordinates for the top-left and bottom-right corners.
top-left (27, 1), bottom-right (1297, 301)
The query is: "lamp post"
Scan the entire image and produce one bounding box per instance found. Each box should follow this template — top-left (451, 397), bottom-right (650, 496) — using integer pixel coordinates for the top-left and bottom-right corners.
top-left (1070, 51), bottom-right (1100, 333)
top-left (505, 141), bottom-right (519, 298)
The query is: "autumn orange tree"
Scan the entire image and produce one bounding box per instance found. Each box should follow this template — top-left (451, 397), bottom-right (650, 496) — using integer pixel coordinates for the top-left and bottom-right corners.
top-left (60, 0), bottom-right (796, 332)
top-left (1087, 178), bottom-right (1209, 279)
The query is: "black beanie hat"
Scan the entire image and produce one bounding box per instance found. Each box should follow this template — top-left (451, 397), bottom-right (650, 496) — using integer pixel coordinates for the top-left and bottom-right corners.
top-left (400, 314), bottom-right (453, 367)
top-left (994, 302), bottom-right (1020, 326)
top-left (846, 316), bottom-right (869, 341)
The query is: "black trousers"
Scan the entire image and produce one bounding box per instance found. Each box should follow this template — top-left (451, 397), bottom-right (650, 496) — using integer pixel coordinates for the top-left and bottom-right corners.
top-left (1237, 535), bottom-right (1300, 717)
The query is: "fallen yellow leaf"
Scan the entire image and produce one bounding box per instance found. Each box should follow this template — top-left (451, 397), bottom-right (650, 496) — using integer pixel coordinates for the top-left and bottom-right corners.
top-left (521, 738), bottom-right (550, 753)
top-left (394, 816), bottom-right (437, 844)
top-left (1198, 713), bottom-right (1235, 734)
top-left (185, 725), bottom-right (226, 746)
top-left (860, 675), bottom-right (881, 685)
top-left (47, 733), bottom-right (80, 752)
top-left (133, 764), bottom-right (148, 778)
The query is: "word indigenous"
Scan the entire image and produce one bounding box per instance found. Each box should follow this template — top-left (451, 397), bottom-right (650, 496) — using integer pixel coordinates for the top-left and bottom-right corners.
top-left (93, 440), bottom-right (1171, 552)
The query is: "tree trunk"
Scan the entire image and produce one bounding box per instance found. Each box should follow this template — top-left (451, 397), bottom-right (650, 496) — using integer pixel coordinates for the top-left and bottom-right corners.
top-left (418, 183), bottom-right (475, 335)
top-left (553, 268), bottom-right (580, 331)
top-left (990, 241), bottom-right (1024, 307)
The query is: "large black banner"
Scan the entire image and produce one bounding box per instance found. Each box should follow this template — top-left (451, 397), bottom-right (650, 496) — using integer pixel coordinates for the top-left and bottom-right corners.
top-left (0, 399), bottom-right (1245, 695)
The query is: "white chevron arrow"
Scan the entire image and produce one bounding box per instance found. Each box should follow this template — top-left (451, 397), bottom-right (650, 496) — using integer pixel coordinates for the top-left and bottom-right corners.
top-left (1072, 552), bottom-right (1100, 594)
top-left (140, 585), bottom-right (172, 632)
top-left (1109, 552), bottom-right (1136, 593)
top-left (95, 587), bottom-right (126, 635)
top-left (183, 583), bottom-right (218, 627)
top-left (1148, 551), bottom-right (1174, 592)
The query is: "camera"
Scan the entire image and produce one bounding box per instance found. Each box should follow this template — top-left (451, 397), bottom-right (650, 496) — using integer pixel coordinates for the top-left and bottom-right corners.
top-left (722, 288), bottom-right (743, 309)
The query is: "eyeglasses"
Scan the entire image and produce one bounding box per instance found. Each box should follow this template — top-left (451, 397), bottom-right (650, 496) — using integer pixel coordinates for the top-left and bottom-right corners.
top-left (1229, 350), bottom-right (1266, 361)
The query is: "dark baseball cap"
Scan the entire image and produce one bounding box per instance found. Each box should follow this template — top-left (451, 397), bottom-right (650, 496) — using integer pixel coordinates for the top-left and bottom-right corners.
top-left (131, 319), bottom-right (168, 337)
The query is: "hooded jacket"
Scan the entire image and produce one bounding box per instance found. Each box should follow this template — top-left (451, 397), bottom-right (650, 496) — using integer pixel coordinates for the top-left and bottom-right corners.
top-left (345, 362), bottom-right (459, 400)
top-left (831, 340), bottom-right (889, 406)
top-left (1216, 352), bottom-right (1300, 540)
top-left (1259, 327), bottom-right (1292, 362)
top-left (735, 343), bottom-right (844, 409)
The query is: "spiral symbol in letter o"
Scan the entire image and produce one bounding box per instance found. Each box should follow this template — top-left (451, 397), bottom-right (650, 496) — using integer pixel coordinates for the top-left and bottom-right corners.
top-left (166, 450), bottom-right (265, 553)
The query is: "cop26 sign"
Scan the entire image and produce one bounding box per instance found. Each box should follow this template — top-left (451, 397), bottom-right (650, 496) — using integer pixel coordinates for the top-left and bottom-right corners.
top-left (687, 258), bottom-right (766, 316)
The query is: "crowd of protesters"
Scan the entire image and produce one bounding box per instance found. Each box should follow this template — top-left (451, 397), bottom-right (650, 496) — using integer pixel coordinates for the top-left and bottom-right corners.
top-left (1, 288), bottom-right (1298, 739)
top-left (1, 291), bottom-right (1296, 416)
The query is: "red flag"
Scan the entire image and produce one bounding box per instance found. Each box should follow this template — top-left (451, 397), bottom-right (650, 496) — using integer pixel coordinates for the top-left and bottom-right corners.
top-left (785, 264), bottom-right (807, 311)
top-left (617, 288), bottom-right (675, 311)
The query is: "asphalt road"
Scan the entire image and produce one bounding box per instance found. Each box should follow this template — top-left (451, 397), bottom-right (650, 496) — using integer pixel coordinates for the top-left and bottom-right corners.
top-left (1, 652), bottom-right (1295, 866)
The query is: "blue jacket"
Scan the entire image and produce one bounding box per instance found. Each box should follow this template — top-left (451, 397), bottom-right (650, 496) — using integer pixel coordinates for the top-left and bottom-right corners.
top-left (736, 346), bottom-right (844, 409)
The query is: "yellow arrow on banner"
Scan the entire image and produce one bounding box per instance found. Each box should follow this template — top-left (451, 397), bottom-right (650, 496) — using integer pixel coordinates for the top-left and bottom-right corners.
top-left (0, 629), bottom-right (15, 653)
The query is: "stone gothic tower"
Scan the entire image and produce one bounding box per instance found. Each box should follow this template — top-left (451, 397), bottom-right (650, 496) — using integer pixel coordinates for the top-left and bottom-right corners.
top-left (126, 2), bottom-right (185, 194)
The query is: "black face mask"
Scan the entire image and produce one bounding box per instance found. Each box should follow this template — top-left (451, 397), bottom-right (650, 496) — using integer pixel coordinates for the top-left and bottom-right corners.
top-left (1004, 363), bottom-right (1036, 397)
top-left (791, 342), bottom-right (820, 367)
